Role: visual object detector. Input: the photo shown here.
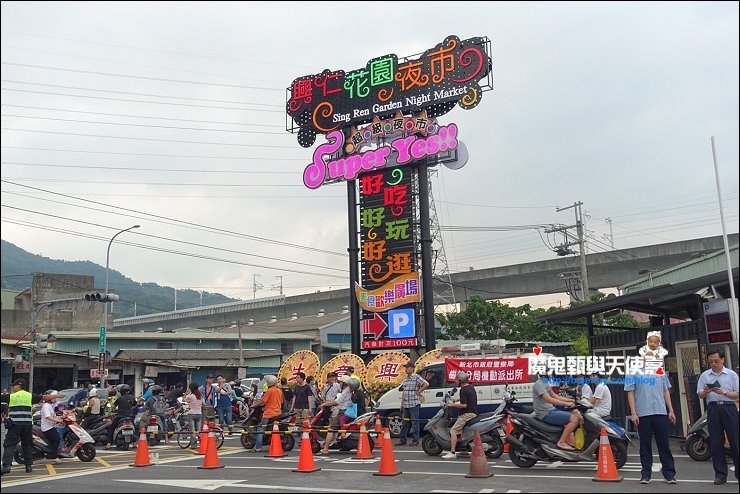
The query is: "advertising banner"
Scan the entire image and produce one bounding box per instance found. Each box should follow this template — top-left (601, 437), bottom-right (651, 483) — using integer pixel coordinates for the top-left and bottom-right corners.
top-left (445, 357), bottom-right (530, 384)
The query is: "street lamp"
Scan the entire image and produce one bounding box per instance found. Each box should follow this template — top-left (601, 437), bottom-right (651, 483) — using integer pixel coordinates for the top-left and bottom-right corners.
top-left (100, 224), bottom-right (139, 389)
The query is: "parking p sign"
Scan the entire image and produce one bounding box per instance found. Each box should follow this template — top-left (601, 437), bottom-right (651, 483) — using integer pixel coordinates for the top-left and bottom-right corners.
top-left (388, 308), bottom-right (415, 338)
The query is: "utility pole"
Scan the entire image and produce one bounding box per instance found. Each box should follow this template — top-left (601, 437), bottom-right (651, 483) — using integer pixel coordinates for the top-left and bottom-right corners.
top-left (550, 201), bottom-right (590, 302)
top-left (253, 274), bottom-right (262, 299)
top-left (274, 276), bottom-right (283, 295)
top-left (604, 217), bottom-right (614, 250)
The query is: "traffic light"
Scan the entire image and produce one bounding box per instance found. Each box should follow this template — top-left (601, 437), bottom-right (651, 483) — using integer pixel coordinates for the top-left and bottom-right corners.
top-left (84, 293), bottom-right (120, 303)
top-left (35, 333), bottom-right (48, 355)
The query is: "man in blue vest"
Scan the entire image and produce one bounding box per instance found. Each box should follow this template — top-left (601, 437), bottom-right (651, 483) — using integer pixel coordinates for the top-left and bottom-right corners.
top-left (1, 378), bottom-right (63, 475)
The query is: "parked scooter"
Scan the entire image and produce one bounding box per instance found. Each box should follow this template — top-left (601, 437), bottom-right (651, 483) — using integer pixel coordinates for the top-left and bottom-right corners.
top-left (422, 386), bottom-right (506, 459)
top-left (306, 406), bottom-right (377, 453)
top-left (15, 409), bottom-right (96, 463)
top-left (240, 406), bottom-right (297, 451)
top-left (681, 410), bottom-right (732, 461)
top-left (506, 394), bottom-right (630, 469)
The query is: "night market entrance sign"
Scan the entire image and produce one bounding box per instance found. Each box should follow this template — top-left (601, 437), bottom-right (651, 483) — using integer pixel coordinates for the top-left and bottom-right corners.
top-left (286, 35), bottom-right (492, 352)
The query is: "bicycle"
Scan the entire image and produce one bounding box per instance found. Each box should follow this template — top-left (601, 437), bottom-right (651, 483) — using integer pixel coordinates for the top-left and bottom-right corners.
top-left (176, 420), bottom-right (225, 449)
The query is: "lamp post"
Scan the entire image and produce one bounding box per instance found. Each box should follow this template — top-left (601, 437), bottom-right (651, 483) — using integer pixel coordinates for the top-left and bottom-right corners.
top-left (100, 224), bottom-right (139, 390)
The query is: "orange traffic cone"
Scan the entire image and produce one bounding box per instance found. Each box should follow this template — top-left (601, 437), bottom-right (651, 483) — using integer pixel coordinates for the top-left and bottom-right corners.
top-left (373, 427), bottom-right (402, 476)
top-left (503, 415), bottom-right (513, 453)
top-left (266, 421), bottom-right (287, 457)
top-left (198, 427), bottom-right (224, 469)
top-left (195, 421), bottom-right (209, 455)
top-left (374, 414), bottom-right (383, 449)
top-left (355, 422), bottom-right (375, 459)
top-left (465, 430), bottom-right (493, 478)
top-left (130, 427), bottom-right (154, 467)
top-left (593, 427), bottom-right (622, 482)
top-left (292, 424), bottom-right (321, 473)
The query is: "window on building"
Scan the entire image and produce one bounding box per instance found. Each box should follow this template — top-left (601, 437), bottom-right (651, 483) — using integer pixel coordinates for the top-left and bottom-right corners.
top-left (156, 342), bottom-right (173, 350)
top-left (221, 341), bottom-right (237, 349)
top-left (281, 342), bottom-right (294, 355)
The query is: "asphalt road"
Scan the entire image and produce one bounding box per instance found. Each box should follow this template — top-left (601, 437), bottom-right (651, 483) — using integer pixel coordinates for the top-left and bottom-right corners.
top-left (0, 431), bottom-right (737, 493)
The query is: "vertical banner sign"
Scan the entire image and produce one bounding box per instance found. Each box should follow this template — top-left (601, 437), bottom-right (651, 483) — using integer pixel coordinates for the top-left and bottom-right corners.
top-left (98, 352), bottom-right (106, 375)
top-left (99, 326), bottom-right (106, 354)
top-left (358, 166), bottom-right (419, 349)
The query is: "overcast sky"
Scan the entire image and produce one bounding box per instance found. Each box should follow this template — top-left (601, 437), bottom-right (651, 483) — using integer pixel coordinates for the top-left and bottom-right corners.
top-left (1, 1), bottom-right (738, 308)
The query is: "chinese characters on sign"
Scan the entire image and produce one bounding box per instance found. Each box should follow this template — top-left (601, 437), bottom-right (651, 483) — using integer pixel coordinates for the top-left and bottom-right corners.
top-left (445, 358), bottom-right (530, 384)
top-left (286, 35), bottom-right (491, 148)
top-left (358, 166), bottom-right (418, 350)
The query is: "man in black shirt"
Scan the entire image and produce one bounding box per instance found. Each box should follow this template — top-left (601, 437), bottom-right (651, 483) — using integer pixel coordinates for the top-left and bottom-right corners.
top-left (105, 384), bottom-right (137, 449)
top-left (441, 372), bottom-right (477, 459)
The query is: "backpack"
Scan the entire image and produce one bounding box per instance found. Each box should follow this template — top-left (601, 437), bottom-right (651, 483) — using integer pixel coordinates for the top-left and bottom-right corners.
top-left (150, 395), bottom-right (168, 416)
top-left (351, 389), bottom-right (366, 416)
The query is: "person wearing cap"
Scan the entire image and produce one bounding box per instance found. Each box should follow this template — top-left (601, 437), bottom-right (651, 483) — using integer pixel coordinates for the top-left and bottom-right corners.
top-left (396, 361), bottom-right (429, 447)
top-left (1, 379), bottom-right (64, 475)
top-left (318, 373), bottom-right (355, 455)
top-left (588, 368), bottom-right (612, 418)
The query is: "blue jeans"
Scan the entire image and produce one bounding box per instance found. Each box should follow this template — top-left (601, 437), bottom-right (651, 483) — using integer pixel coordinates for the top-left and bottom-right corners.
top-left (217, 405), bottom-right (232, 427)
top-left (541, 408), bottom-right (572, 426)
top-left (254, 417), bottom-right (271, 449)
top-left (187, 414), bottom-right (202, 444)
top-left (400, 404), bottom-right (421, 443)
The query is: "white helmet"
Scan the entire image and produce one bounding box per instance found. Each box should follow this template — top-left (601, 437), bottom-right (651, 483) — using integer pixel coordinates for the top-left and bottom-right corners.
top-left (264, 375), bottom-right (278, 387)
top-left (89, 388), bottom-right (98, 398)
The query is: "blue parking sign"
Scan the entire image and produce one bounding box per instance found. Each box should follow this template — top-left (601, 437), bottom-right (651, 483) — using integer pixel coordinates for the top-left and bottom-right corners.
top-left (388, 308), bottom-right (415, 338)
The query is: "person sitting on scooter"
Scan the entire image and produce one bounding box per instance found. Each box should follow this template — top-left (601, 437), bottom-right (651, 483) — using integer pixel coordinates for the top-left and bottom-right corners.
top-left (80, 387), bottom-right (101, 429)
top-left (105, 384), bottom-right (137, 449)
top-left (441, 372), bottom-right (477, 459)
top-left (40, 390), bottom-right (65, 465)
top-left (317, 375), bottom-right (354, 456)
top-left (145, 385), bottom-right (169, 442)
top-left (532, 373), bottom-right (581, 451)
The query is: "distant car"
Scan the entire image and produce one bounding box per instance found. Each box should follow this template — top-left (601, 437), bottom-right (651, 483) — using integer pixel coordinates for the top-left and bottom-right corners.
top-left (239, 378), bottom-right (262, 397)
top-left (58, 387), bottom-right (109, 408)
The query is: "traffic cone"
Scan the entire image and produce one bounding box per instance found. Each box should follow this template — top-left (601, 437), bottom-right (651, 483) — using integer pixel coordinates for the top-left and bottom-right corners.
top-left (373, 427), bottom-right (402, 476)
top-left (503, 416), bottom-right (513, 453)
top-left (195, 421), bottom-right (209, 455)
top-left (266, 421), bottom-right (287, 457)
top-left (292, 424), bottom-right (320, 473)
top-left (593, 427), bottom-right (622, 482)
top-left (465, 430), bottom-right (493, 478)
top-left (355, 422), bottom-right (375, 459)
top-left (130, 427), bottom-right (154, 467)
top-left (374, 414), bottom-right (383, 450)
top-left (197, 427), bottom-right (224, 469)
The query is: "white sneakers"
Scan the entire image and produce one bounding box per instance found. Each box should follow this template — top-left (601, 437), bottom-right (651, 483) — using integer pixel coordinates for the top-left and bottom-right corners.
top-left (441, 451), bottom-right (457, 459)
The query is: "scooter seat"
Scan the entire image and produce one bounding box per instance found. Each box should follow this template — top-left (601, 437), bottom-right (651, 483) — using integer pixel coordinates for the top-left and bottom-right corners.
top-left (465, 411), bottom-right (497, 428)
top-left (517, 414), bottom-right (564, 434)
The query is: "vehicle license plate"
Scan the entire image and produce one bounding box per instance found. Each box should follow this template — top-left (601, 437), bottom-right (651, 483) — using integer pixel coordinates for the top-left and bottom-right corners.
top-left (147, 426), bottom-right (158, 433)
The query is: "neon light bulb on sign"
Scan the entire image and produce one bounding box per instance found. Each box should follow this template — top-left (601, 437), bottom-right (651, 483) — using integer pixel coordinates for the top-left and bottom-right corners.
top-left (302, 123), bottom-right (459, 189)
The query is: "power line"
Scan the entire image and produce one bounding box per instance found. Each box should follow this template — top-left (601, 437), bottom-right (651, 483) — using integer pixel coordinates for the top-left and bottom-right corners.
top-left (0, 145), bottom-right (306, 161)
top-left (0, 103), bottom-right (285, 128)
top-left (1, 127), bottom-right (296, 148)
top-left (1, 161), bottom-right (296, 174)
top-left (1, 61), bottom-right (285, 91)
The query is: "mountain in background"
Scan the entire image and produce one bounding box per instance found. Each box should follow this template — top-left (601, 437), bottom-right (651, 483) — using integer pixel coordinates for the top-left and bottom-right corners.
top-left (1, 239), bottom-right (239, 318)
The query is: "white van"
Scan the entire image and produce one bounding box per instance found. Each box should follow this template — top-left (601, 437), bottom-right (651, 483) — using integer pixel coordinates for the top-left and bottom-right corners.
top-left (376, 352), bottom-right (552, 437)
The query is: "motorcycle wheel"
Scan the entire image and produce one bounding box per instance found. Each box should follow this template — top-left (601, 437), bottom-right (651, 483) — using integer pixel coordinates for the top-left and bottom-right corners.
top-left (310, 436), bottom-right (321, 454)
top-left (76, 443), bottom-right (97, 462)
top-left (241, 433), bottom-right (256, 450)
top-left (598, 440), bottom-right (628, 469)
top-left (685, 435), bottom-right (711, 461)
top-left (282, 433), bottom-right (295, 452)
top-left (485, 435), bottom-right (504, 459)
top-left (215, 429), bottom-right (225, 449)
top-left (387, 411), bottom-right (403, 438)
top-left (422, 434), bottom-right (443, 456)
top-left (509, 444), bottom-right (537, 468)
top-left (117, 441), bottom-right (130, 451)
top-left (13, 445), bottom-right (25, 465)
